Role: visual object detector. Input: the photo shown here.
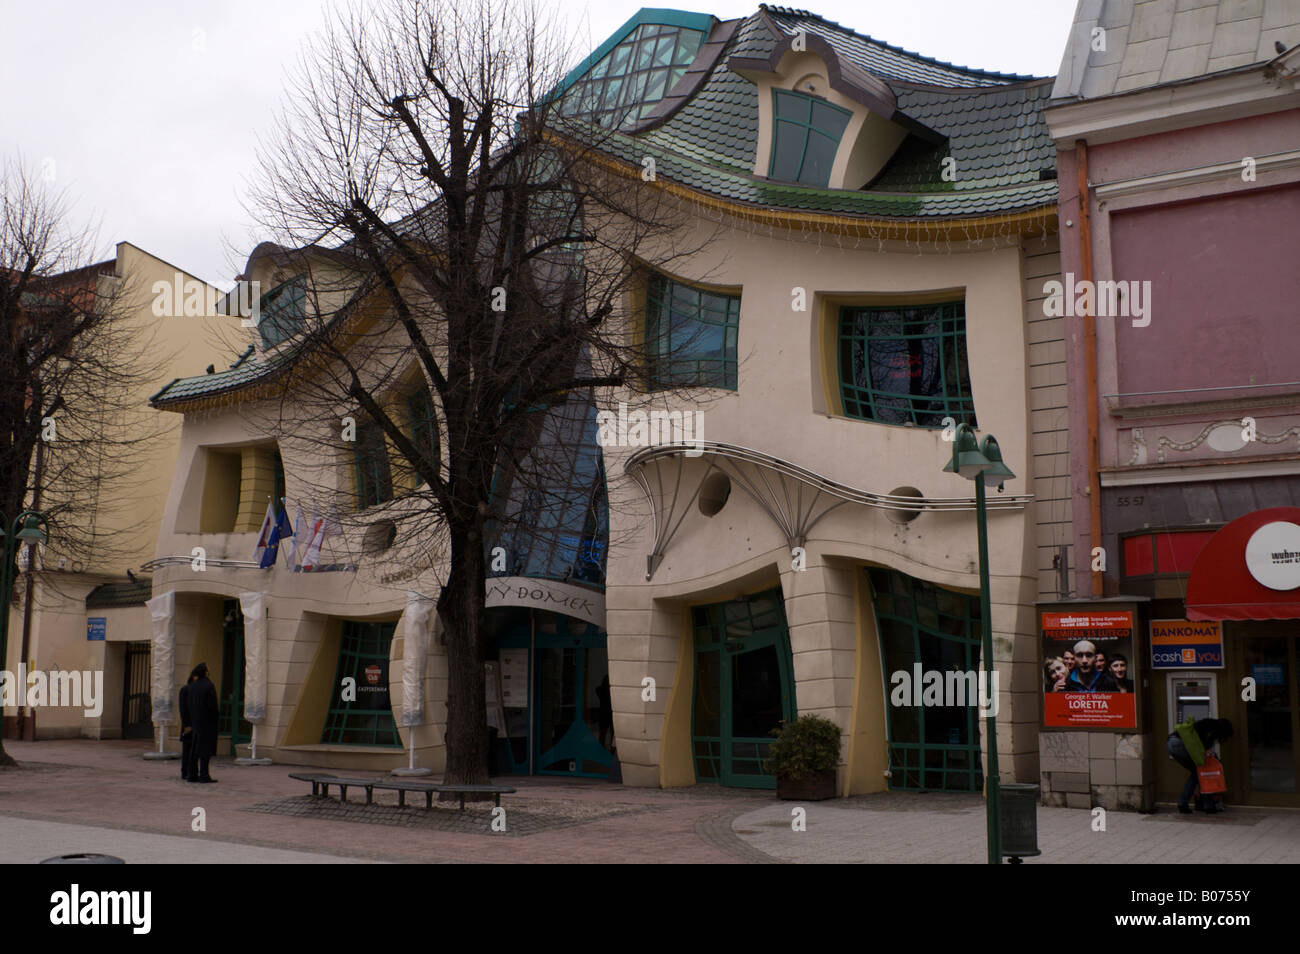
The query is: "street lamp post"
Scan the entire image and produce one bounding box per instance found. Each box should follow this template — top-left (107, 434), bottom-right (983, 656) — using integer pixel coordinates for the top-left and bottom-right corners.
top-left (0, 511), bottom-right (51, 735)
top-left (943, 425), bottom-right (1014, 865)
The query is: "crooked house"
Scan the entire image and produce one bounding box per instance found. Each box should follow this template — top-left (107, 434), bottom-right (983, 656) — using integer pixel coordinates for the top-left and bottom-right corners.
top-left (146, 5), bottom-right (1070, 794)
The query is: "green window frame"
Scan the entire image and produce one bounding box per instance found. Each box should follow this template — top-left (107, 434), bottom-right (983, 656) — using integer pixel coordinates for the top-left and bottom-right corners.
top-left (769, 89), bottom-right (852, 188)
top-left (562, 22), bottom-right (706, 128)
top-left (868, 569), bottom-right (983, 793)
top-left (354, 421), bottom-right (393, 509)
top-left (258, 275), bottom-right (306, 349)
top-left (837, 300), bottom-right (976, 428)
top-left (645, 271), bottom-right (740, 390)
top-left (406, 387), bottom-right (439, 473)
top-left (321, 620), bottom-right (401, 746)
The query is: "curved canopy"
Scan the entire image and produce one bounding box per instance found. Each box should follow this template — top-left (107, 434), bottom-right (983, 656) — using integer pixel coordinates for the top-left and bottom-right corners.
top-left (1186, 506), bottom-right (1300, 621)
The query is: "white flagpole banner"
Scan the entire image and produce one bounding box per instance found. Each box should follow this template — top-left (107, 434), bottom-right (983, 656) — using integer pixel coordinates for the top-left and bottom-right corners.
top-left (239, 591), bottom-right (268, 723)
top-left (252, 500), bottom-right (275, 564)
top-left (301, 509), bottom-right (325, 570)
top-left (401, 590), bottom-right (435, 726)
top-left (146, 591), bottom-right (176, 724)
top-left (285, 502), bottom-right (306, 569)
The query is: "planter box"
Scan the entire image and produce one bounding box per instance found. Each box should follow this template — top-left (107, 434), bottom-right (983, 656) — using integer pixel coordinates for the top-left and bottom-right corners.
top-left (776, 771), bottom-right (836, 801)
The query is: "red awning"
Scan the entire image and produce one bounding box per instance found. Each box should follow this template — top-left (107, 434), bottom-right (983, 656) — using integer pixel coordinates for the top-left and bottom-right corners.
top-left (1185, 506), bottom-right (1300, 621)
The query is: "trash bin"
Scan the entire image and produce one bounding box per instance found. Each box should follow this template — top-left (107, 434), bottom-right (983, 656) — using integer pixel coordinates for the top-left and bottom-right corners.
top-left (41, 853), bottom-right (125, 864)
top-left (999, 783), bottom-right (1042, 863)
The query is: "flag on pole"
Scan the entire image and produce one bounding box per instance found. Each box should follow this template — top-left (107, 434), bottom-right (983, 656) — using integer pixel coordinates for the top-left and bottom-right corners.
top-left (300, 509), bottom-right (327, 571)
top-left (283, 503), bottom-right (306, 569)
top-left (260, 504), bottom-right (292, 569)
top-left (252, 501), bottom-right (275, 565)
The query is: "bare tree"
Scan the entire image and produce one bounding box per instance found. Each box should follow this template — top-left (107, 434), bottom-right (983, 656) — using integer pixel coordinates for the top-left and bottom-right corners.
top-left (0, 158), bottom-right (164, 766)
top-left (248, 0), bottom-right (716, 787)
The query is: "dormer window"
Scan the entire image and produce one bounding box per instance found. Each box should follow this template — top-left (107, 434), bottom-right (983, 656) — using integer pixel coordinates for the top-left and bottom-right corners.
top-left (769, 90), bottom-right (852, 187)
top-left (258, 275), bottom-right (306, 349)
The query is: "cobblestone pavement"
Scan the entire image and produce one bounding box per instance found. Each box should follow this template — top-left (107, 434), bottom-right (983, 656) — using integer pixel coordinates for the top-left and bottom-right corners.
top-left (5, 740), bottom-right (1300, 863)
top-left (731, 791), bottom-right (1300, 864)
top-left (0, 740), bottom-right (766, 863)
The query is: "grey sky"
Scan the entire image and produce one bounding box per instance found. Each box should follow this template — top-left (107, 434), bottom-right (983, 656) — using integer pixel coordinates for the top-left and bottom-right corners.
top-left (0, 0), bottom-right (1078, 287)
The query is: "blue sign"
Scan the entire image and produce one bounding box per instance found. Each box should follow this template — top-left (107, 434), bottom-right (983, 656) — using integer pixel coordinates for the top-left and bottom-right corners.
top-left (1253, 664), bottom-right (1284, 687)
top-left (87, 617), bottom-right (106, 641)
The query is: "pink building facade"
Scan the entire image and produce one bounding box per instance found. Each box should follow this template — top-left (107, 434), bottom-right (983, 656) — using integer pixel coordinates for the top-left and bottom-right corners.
top-left (1044, 2), bottom-right (1300, 810)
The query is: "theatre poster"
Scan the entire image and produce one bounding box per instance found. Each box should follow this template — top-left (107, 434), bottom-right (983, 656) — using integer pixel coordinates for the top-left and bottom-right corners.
top-left (1041, 610), bottom-right (1139, 729)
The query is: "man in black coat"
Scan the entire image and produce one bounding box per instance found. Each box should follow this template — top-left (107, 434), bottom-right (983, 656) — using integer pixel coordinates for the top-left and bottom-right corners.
top-left (178, 668), bottom-right (200, 780)
top-left (187, 662), bottom-right (220, 783)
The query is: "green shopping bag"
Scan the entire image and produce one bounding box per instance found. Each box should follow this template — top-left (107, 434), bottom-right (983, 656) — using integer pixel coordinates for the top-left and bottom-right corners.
top-left (1176, 717), bottom-right (1205, 766)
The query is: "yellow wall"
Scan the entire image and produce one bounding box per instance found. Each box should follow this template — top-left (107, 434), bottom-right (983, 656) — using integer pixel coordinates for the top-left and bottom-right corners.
top-left (281, 616), bottom-right (342, 746)
top-left (199, 449), bottom-right (243, 533)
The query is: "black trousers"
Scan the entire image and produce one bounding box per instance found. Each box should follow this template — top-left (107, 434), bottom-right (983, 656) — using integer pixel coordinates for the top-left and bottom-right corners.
top-left (195, 755), bottom-right (212, 781)
top-left (181, 730), bottom-right (194, 778)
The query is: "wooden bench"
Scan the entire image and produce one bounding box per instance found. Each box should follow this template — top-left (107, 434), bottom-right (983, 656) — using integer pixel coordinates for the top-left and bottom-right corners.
top-left (289, 772), bottom-right (515, 810)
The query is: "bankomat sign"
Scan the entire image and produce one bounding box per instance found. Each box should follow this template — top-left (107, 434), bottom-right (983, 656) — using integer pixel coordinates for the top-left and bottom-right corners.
top-left (1150, 619), bottom-right (1223, 669)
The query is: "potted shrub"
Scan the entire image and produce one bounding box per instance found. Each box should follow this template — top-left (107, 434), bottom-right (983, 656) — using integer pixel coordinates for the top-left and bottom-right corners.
top-left (766, 714), bottom-right (841, 800)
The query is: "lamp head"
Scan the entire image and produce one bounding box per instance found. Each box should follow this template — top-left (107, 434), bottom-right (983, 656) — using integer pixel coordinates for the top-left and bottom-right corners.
top-left (942, 423), bottom-right (991, 480)
top-left (14, 512), bottom-right (49, 545)
top-left (977, 435), bottom-right (1016, 487)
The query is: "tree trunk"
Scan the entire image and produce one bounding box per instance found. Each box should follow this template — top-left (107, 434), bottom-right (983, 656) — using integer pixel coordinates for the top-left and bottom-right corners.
top-left (438, 528), bottom-right (490, 796)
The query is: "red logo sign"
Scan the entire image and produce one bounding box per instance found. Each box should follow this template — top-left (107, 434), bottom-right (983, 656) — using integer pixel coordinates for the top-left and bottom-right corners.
top-left (365, 665), bottom-right (381, 685)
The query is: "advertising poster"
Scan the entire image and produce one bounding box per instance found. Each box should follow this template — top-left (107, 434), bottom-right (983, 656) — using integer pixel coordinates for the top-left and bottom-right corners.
top-left (354, 656), bottom-right (390, 712)
top-left (1150, 619), bottom-right (1223, 669)
top-left (1042, 610), bottom-right (1138, 728)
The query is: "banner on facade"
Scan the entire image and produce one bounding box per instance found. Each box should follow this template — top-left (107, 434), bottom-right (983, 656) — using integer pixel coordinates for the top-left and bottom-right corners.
top-left (1150, 619), bottom-right (1223, 670)
top-left (239, 591), bottom-right (268, 723)
top-left (146, 591), bottom-right (175, 724)
top-left (1041, 610), bottom-right (1138, 728)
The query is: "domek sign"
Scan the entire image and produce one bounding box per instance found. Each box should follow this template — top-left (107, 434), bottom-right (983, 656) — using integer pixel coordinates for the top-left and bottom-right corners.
top-left (1244, 521), bottom-right (1300, 591)
top-left (485, 576), bottom-right (605, 624)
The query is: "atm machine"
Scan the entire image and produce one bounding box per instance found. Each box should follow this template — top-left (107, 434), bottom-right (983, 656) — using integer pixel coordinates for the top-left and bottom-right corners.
top-left (1167, 672), bottom-right (1219, 752)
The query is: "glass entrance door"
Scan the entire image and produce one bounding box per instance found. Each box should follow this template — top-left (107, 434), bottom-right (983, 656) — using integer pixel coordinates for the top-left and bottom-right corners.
top-left (691, 590), bottom-right (795, 789)
top-left (1243, 635), bottom-right (1298, 796)
top-left (493, 610), bottom-right (614, 778)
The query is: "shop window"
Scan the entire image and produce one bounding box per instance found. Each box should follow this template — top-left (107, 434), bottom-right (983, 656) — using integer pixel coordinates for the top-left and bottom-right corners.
top-left (868, 568), bottom-right (983, 793)
top-left (769, 89), bottom-right (852, 188)
top-left (258, 275), bottom-right (306, 349)
top-left (838, 301), bottom-right (975, 428)
top-left (321, 620), bottom-right (400, 746)
top-left (354, 422), bottom-right (393, 509)
top-left (1122, 530), bottom-right (1216, 578)
top-left (645, 272), bottom-right (740, 391)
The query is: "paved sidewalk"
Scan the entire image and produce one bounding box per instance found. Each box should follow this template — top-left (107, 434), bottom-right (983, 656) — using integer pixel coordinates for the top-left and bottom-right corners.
top-left (731, 792), bottom-right (1300, 864)
top-left (0, 816), bottom-right (375, 864)
top-left (4, 740), bottom-right (1299, 863)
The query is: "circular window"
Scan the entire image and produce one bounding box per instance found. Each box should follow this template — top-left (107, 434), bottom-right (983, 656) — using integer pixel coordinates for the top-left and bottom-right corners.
top-left (363, 520), bottom-right (398, 553)
top-left (885, 486), bottom-right (925, 525)
top-left (698, 472), bottom-right (732, 517)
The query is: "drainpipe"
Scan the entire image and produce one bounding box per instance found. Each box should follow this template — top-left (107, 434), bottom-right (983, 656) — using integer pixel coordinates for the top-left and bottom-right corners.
top-left (1076, 139), bottom-right (1103, 598)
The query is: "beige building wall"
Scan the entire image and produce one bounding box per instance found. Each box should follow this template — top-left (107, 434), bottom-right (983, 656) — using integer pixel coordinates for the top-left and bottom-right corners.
top-left (7, 242), bottom-right (245, 739)
top-left (1022, 232), bottom-right (1072, 600)
top-left (600, 217), bottom-right (1053, 792)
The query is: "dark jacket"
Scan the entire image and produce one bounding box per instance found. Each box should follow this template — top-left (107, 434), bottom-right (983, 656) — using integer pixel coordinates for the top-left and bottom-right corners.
top-left (1064, 668), bottom-right (1119, 693)
top-left (179, 682), bottom-right (193, 730)
top-left (188, 675), bottom-right (220, 757)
